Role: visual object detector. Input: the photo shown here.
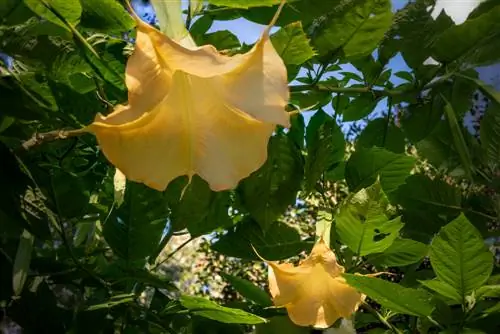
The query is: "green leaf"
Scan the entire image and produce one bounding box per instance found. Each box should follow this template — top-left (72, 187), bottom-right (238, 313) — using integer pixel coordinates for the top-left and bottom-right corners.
top-left (441, 95), bottom-right (473, 180)
top-left (166, 176), bottom-right (232, 236)
top-left (85, 293), bottom-right (136, 311)
top-left (367, 238), bottom-right (428, 267)
top-left (13, 229), bottom-right (34, 296)
top-left (336, 180), bottom-right (403, 256)
top-left (237, 135), bottom-right (303, 231)
top-left (80, 0), bottom-right (135, 33)
top-left (305, 110), bottom-right (345, 191)
top-left (419, 279), bottom-right (462, 303)
top-left (270, 21), bottom-right (315, 65)
top-left (356, 117), bottom-right (406, 153)
top-left (476, 285), bottom-right (500, 299)
top-left (343, 274), bottom-right (435, 317)
top-left (211, 218), bottom-right (310, 261)
top-left (23, 0), bottom-right (82, 32)
top-left (206, 0), bottom-right (282, 8)
top-left (402, 98), bottom-right (444, 142)
top-left (481, 103), bottom-right (500, 166)
top-left (342, 95), bottom-right (380, 121)
top-left (221, 273), bottom-right (273, 306)
top-left (313, 0), bottom-right (392, 59)
top-left (396, 174), bottom-right (462, 216)
top-left (394, 71), bottom-right (414, 82)
top-left (431, 3), bottom-right (500, 66)
top-left (345, 147), bottom-right (415, 195)
top-left (429, 214), bottom-right (494, 305)
top-left (103, 182), bottom-right (167, 262)
top-left (456, 73), bottom-right (500, 105)
top-left (179, 295), bottom-right (267, 324)
top-left (255, 316), bottom-right (309, 334)
top-left (195, 30), bottom-right (240, 50)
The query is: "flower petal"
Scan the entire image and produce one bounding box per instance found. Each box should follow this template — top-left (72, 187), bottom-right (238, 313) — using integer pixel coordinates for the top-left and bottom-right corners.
top-left (89, 71), bottom-right (275, 191)
top-left (267, 239), bottom-right (363, 329)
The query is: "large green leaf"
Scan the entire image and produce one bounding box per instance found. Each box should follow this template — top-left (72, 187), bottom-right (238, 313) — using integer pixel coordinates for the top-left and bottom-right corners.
top-left (206, 0), bottom-right (283, 8)
top-left (431, 3), bottom-right (500, 66)
top-left (480, 103), bottom-right (500, 166)
top-left (211, 218), bottom-right (311, 261)
top-left (336, 180), bottom-right (403, 256)
top-left (80, 0), bottom-right (135, 33)
top-left (356, 117), bottom-right (405, 153)
top-left (270, 21), bottom-right (315, 65)
top-left (23, 0), bottom-right (82, 32)
top-left (428, 214), bottom-right (494, 305)
top-left (402, 97), bottom-right (444, 142)
top-left (367, 238), bottom-right (428, 267)
top-left (12, 229), bottom-right (34, 296)
top-left (342, 95), bottom-right (380, 121)
top-left (180, 295), bottom-right (267, 324)
top-left (343, 274), bottom-right (435, 317)
top-left (442, 95), bottom-right (473, 180)
top-left (221, 273), bottom-right (273, 306)
top-left (237, 135), bottom-right (303, 231)
top-left (345, 147), bottom-right (415, 195)
top-left (166, 176), bottom-right (233, 236)
top-left (312, 0), bottom-right (393, 59)
top-left (305, 109), bottom-right (345, 191)
top-left (396, 174), bottom-right (462, 216)
top-left (103, 182), bottom-right (168, 262)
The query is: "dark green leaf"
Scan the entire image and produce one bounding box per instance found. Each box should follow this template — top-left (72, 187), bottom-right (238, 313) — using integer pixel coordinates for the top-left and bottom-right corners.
top-left (442, 95), bottom-right (473, 179)
top-left (481, 103), bottom-right (500, 165)
top-left (356, 117), bottom-right (405, 153)
top-left (221, 273), bottom-right (273, 306)
top-left (345, 147), bottom-right (415, 195)
top-left (343, 274), bottom-right (435, 317)
top-left (429, 213), bottom-right (494, 304)
top-left (342, 95), bottom-right (380, 121)
top-left (211, 218), bottom-right (310, 261)
top-left (238, 135), bottom-right (303, 231)
top-left (195, 30), bottom-right (240, 50)
top-left (80, 0), bottom-right (135, 33)
top-left (431, 4), bottom-right (500, 66)
top-left (180, 295), bottom-right (267, 324)
top-left (85, 293), bottom-right (136, 311)
top-left (103, 182), bottom-right (167, 262)
top-left (271, 21), bottom-right (315, 65)
top-left (305, 110), bottom-right (345, 191)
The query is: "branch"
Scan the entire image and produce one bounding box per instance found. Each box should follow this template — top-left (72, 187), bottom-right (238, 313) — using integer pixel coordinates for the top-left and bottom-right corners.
top-left (20, 128), bottom-right (87, 151)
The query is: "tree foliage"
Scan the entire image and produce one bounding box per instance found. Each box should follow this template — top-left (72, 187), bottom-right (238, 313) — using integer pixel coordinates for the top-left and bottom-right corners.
top-left (1, 0), bottom-right (500, 333)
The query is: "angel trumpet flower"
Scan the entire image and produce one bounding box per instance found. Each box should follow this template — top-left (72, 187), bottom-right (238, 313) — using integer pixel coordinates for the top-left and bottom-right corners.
top-left (265, 239), bottom-right (365, 329)
top-left (85, 1), bottom-right (290, 192)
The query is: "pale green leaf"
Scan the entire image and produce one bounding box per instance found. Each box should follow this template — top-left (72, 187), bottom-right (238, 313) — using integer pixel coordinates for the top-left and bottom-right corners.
top-left (343, 274), bottom-right (435, 317)
top-left (180, 295), bottom-right (267, 324)
top-left (271, 21), bottom-right (315, 65)
top-left (429, 213), bottom-right (494, 305)
top-left (23, 0), bottom-right (81, 32)
top-left (367, 238), bottom-right (428, 267)
top-left (13, 229), bottom-right (34, 296)
top-left (336, 181), bottom-right (403, 256)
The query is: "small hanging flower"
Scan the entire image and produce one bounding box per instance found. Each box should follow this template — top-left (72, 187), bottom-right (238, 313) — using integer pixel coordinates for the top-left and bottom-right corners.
top-left (85, 1), bottom-right (290, 192)
top-left (265, 239), bottom-right (365, 329)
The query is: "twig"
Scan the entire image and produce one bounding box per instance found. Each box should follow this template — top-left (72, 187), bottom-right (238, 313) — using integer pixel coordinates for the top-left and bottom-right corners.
top-left (362, 302), bottom-right (403, 334)
top-left (152, 236), bottom-right (195, 271)
top-left (20, 128), bottom-right (87, 151)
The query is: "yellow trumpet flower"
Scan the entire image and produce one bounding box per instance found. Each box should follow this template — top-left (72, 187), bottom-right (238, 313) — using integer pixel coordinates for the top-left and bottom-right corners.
top-left (86, 1), bottom-right (290, 192)
top-left (266, 239), bottom-right (365, 329)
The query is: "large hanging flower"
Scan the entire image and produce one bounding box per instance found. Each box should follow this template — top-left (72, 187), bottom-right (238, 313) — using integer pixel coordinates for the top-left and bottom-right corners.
top-left (265, 239), bottom-right (365, 329)
top-left (85, 1), bottom-right (290, 192)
